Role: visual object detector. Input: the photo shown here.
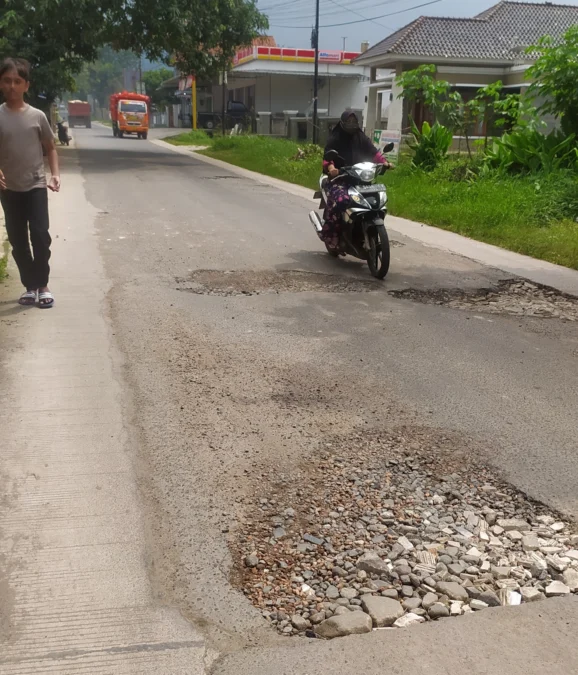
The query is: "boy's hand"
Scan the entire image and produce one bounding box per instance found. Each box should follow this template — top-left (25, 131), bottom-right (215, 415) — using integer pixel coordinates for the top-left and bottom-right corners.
top-left (48, 176), bottom-right (61, 192)
top-left (0, 170), bottom-right (6, 190)
top-left (328, 165), bottom-right (340, 178)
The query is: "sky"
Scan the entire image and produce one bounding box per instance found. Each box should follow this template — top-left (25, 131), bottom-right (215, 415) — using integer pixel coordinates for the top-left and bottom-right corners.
top-left (256, 0), bottom-right (578, 52)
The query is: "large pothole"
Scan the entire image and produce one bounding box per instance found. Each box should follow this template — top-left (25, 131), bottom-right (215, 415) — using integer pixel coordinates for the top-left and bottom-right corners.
top-left (176, 270), bottom-right (380, 296)
top-left (390, 279), bottom-right (578, 321)
top-left (231, 428), bottom-right (578, 638)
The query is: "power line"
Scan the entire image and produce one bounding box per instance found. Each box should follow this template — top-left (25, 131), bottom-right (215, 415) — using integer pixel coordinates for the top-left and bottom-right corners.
top-left (326, 0), bottom-right (395, 31)
top-left (263, 0), bottom-right (402, 21)
top-left (269, 0), bottom-right (442, 28)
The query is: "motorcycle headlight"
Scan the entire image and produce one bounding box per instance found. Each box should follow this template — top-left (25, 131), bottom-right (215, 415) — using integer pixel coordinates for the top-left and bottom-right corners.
top-left (379, 189), bottom-right (388, 207)
top-left (357, 168), bottom-right (376, 182)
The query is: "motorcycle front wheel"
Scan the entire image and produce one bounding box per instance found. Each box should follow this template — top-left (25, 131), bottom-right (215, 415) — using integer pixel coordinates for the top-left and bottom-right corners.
top-left (325, 243), bottom-right (340, 258)
top-left (367, 224), bottom-right (390, 279)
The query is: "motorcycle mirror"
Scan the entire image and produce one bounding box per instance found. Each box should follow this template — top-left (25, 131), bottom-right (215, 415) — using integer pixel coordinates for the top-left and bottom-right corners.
top-left (383, 142), bottom-right (395, 153)
top-left (324, 149), bottom-right (346, 167)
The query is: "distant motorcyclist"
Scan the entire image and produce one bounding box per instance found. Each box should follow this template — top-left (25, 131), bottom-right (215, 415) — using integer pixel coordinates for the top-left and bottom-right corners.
top-left (322, 111), bottom-right (389, 251)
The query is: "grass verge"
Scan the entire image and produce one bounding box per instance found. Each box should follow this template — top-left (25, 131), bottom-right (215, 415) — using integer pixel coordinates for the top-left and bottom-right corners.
top-left (169, 134), bottom-right (578, 270)
top-left (164, 130), bottom-right (213, 146)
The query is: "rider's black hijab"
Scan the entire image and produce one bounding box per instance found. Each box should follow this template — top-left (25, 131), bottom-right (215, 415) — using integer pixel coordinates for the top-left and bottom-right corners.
top-left (324, 111), bottom-right (378, 166)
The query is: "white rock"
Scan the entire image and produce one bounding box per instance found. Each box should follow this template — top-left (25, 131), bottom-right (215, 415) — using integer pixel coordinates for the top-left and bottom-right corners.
top-left (565, 550), bottom-right (578, 562)
top-left (562, 568), bottom-right (578, 592)
top-left (470, 599), bottom-right (489, 610)
top-left (450, 602), bottom-right (463, 616)
top-left (509, 591), bottom-right (522, 606)
top-left (550, 522), bottom-right (566, 533)
top-left (398, 535), bottom-right (414, 552)
top-left (394, 612), bottom-right (425, 628)
top-left (522, 535), bottom-right (540, 552)
top-left (545, 581), bottom-right (570, 597)
top-left (536, 515), bottom-right (555, 526)
top-left (520, 587), bottom-right (543, 603)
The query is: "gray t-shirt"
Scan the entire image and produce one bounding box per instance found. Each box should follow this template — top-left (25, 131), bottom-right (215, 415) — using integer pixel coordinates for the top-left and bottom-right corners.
top-left (0, 103), bottom-right (54, 192)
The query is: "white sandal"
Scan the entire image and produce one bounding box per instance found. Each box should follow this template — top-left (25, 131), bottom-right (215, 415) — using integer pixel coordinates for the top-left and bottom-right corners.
top-left (37, 291), bottom-right (54, 308)
top-left (18, 290), bottom-right (37, 306)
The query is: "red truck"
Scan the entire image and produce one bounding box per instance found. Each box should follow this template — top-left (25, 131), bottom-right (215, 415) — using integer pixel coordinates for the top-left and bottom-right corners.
top-left (109, 92), bottom-right (150, 139)
top-left (68, 100), bottom-right (91, 128)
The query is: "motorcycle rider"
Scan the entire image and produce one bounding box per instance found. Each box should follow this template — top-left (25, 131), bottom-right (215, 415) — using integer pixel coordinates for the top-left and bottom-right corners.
top-left (322, 111), bottom-right (389, 251)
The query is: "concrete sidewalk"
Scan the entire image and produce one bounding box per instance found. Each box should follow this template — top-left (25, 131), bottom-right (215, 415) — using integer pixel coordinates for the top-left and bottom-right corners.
top-left (0, 154), bottom-right (207, 672)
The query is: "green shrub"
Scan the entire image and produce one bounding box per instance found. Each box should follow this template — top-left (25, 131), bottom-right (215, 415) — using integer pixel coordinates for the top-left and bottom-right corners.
top-left (484, 129), bottom-right (577, 174)
top-left (408, 120), bottom-right (453, 170)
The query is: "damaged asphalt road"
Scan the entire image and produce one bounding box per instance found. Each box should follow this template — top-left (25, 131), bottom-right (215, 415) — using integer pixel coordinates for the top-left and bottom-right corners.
top-left (74, 127), bottom-right (578, 672)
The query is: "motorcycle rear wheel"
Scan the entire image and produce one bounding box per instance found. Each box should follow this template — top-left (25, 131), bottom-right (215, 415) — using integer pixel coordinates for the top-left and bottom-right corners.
top-left (367, 224), bottom-right (390, 279)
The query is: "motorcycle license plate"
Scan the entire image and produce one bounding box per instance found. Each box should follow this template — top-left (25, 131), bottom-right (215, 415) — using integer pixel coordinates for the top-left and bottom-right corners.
top-left (359, 185), bottom-right (384, 194)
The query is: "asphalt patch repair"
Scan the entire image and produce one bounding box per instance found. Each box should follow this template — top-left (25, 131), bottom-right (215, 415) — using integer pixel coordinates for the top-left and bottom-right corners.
top-left (390, 279), bottom-right (578, 321)
top-left (176, 270), bottom-right (381, 296)
top-left (230, 427), bottom-right (578, 639)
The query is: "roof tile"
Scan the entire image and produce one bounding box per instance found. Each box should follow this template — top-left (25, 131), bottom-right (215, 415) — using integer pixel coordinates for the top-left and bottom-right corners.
top-left (356, 1), bottom-right (578, 63)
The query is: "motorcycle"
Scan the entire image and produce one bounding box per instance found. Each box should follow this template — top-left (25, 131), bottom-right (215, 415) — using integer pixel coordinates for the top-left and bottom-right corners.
top-left (57, 121), bottom-right (70, 146)
top-left (309, 143), bottom-right (394, 279)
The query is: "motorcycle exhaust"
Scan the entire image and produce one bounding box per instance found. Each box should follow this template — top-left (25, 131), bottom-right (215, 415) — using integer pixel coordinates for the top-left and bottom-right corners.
top-left (309, 211), bottom-right (324, 236)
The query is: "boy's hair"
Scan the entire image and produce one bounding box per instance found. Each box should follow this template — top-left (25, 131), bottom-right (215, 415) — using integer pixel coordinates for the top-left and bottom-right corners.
top-left (0, 58), bottom-right (31, 82)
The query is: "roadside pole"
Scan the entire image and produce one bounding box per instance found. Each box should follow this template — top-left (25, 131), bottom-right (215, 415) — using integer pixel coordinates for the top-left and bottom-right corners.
top-left (191, 75), bottom-right (197, 130)
top-left (312, 0), bottom-right (320, 145)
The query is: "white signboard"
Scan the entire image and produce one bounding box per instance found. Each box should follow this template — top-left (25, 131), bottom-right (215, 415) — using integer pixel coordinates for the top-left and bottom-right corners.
top-left (373, 129), bottom-right (401, 161)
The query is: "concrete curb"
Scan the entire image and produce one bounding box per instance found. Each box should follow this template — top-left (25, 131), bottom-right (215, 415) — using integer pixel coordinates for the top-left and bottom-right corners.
top-left (150, 138), bottom-right (578, 296)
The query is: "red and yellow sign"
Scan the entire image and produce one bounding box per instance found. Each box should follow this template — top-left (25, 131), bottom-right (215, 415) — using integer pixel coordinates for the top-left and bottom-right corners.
top-left (233, 46), bottom-right (361, 67)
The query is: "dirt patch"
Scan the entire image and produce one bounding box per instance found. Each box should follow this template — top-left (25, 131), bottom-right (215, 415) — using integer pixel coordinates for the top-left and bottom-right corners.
top-left (230, 427), bottom-right (578, 638)
top-left (389, 280), bottom-right (578, 321)
top-left (176, 270), bottom-right (381, 296)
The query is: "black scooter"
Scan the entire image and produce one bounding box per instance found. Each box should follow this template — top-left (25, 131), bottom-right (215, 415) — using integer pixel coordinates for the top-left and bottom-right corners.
top-left (57, 121), bottom-right (70, 146)
top-left (309, 143), bottom-right (394, 279)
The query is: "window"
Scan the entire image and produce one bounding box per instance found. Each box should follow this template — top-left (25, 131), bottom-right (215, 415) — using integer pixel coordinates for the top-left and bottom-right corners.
top-left (120, 101), bottom-right (147, 113)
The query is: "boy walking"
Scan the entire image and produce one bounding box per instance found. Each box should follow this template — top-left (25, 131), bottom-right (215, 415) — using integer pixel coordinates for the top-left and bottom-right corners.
top-left (0, 57), bottom-right (60, 308)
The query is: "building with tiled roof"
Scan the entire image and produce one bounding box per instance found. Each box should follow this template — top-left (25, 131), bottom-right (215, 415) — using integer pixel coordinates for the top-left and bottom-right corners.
top-left (357, 1), bottom-right (578, 136)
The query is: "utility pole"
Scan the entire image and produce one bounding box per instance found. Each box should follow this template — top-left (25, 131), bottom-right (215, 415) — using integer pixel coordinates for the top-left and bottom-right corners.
top-left (312, 0), bottom-right (320, 145)
top-left (342, 37), bottom-right (347, 51)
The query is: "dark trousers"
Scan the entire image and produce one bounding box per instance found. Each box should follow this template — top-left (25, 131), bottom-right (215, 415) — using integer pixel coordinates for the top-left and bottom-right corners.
top-left (0, 188), bottom-right (51, 290)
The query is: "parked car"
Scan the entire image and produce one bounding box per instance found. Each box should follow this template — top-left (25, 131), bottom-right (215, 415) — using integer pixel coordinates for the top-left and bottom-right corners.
top-left (179, 101), bottom-right (252, 130)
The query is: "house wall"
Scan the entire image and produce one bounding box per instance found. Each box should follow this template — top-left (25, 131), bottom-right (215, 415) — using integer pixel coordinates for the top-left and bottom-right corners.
top-left (214, 74), bottom-right (367, 118)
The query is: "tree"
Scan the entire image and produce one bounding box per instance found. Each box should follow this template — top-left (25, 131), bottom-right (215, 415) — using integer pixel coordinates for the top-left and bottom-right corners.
top-left (527, 25), bottom-right (578, 137)
top-left (142, 68), bottom-right (176, 110)
top-left (0, 0), bottom-right (267, 106)
top-left (73, 47), bottom-right (139, 109)
top-left (0, 0), bottom-right (106, 109)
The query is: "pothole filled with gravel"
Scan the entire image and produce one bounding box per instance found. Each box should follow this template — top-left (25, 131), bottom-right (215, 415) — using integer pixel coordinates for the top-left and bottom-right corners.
top-left (176, 270), bottom-right (380, 296)
top-left (390, 280), bottom-right (578, 321)
top-left (232, 429), bottom-right (578, 639)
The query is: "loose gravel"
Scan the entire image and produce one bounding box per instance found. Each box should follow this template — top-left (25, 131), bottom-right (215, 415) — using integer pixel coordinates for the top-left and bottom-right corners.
top-left (231, 429), bottom-right (578, 638)
top-left (390, 280), bottom-right (578, 321)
